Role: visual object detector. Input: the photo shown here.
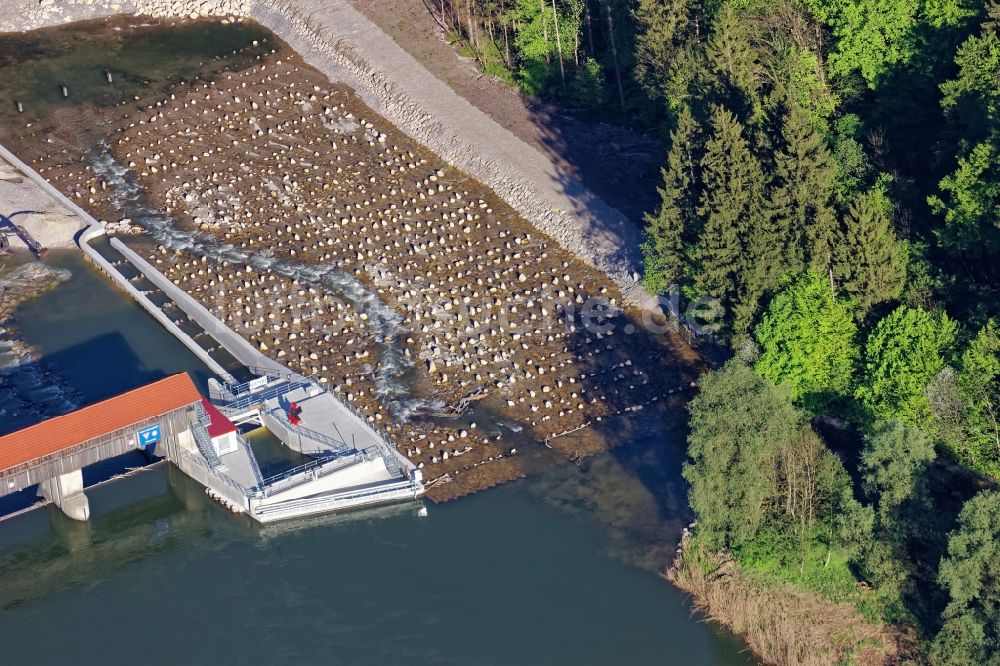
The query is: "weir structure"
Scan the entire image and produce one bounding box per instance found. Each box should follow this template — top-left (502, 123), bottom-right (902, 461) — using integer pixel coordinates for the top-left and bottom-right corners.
top-left (0, 372), bottom-right (423, 523)
top-left (0, 140), bottom-right (423, 525)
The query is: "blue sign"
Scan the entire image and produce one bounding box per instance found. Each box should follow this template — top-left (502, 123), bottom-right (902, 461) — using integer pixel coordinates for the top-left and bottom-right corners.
top-left (137, 424), bottom-right (161, 449)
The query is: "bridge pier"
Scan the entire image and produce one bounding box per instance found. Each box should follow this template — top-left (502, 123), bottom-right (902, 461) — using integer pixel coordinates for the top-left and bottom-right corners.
top-left (37, 469), bottom-right (90, 521)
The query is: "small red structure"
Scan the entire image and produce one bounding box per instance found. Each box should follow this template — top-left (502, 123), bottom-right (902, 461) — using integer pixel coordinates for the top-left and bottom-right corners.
top-left (200, 398), bottom-right (239, 455)
top-left (287, 401), bottom-right (302, 426)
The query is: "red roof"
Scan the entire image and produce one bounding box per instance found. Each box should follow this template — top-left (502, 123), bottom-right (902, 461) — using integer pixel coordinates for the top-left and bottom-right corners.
top-left (0, 373), bottom-right (202, 471)
top-left (200, 398), bottom-right (237, 438)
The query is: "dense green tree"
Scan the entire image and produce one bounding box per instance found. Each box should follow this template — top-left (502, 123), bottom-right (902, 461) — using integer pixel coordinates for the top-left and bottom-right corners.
top-left (949, 321), bottom-right (1000, 475)
top-left (833, 190), bottom-right (908, 316)
top-left (705, 3), bottom-right (764, 119)
top-left (928, 322), bottom-right (1000, 477)
top-left (633, 0), bottom-right (697, 111)
top-left (684, 360), bottom-right (804, 549)
top-left (930, 10), bottom-right (1000, 264)
top-left (860, 419), bottom-right (935, 523)
top-left (930, 611), bottom-right (989, 665)
top-left (641, 106), bottom-right (700, 294)
top-left (755, 271), bottom-right (859, 409)
top-left (691, 105), bottom-right (767, 332)
top-left (934, 490), bottom-right (1000, 663)
top-left (770, 106), bottom-right (839, 273)
top-left (830, 114), bottom-right (872, 204)
top-left (806, 0), bottom-right (978, 86)
top-left (687, 360), bottom-right (871, 588)
top-left (806, 0), bottom-right (921, 86)
top-left (856, 305), bottom-right (957, 424)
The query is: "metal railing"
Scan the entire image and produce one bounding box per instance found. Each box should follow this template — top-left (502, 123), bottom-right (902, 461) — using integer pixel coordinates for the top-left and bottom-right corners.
top-left (238, 434), bottom-right (266, 490)
top-left (181, 450), bottom-right (256, 500)
top-left (258, 447), bottom-right (378, 497)
top-left (264, 406), bottom-right (351, 453)
top-left (194, 401), bottom-right (212, 427)
top-left (190, 421), bottom-right (223, 470)
top-left (219, 379), bottom-right (311, 416)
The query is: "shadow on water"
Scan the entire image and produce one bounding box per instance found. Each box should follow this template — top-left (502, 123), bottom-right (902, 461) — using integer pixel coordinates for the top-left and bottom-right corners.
top-left (516, 304), bottom-right (704, 571)
top-left (2, 330), bottom-right (209, 412)
top-left (11, 251), bottom-right (215, 399)
top-left (0, 465), bottom-right (245, 611)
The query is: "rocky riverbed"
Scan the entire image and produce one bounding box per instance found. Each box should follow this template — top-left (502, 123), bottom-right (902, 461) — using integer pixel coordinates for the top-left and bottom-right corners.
top-left (1, 18), bottom-right (702, 501)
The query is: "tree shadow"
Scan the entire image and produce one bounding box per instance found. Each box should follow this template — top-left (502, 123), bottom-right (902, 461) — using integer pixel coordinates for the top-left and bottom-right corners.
top-left (891, 460), bottom-right (992, 635)
top-left (523, 301), bottom-right (705, 570)
top-left (525, 99), bottom-right (664, 227)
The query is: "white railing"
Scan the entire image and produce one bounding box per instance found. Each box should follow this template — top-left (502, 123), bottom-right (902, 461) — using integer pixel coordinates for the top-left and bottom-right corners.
top-left (252, 479), bottom-right (423, 521)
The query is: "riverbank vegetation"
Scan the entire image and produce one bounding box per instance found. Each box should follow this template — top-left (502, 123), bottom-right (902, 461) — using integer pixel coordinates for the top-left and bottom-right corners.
top-left (432, 0), bottom-right (1000, 661)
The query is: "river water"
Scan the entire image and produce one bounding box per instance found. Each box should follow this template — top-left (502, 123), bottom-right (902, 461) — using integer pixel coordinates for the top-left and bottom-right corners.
top-left (0, 252), bottom-right (754, 664)
top-left (0, 18), bottom-right (755, 665)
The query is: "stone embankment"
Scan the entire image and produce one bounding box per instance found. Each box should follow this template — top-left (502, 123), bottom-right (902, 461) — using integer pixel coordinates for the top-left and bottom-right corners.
top-left (0, 0), bottom-right (652, 308)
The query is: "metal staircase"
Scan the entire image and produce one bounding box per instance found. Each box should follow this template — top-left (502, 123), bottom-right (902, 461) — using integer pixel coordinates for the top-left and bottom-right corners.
top-left (191, 421), bottom-right (223, 470)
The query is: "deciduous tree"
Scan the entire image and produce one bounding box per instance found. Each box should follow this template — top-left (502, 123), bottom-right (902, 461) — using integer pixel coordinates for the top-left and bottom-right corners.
top-left (755, 271), bottom-right (859, 409)
top-left (856, 305), bottom-right (957, 424)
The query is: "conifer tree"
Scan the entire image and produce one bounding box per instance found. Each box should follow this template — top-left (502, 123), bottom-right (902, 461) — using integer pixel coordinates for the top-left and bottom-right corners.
top-left (771, 105), bottom-right (839, 274)
top-left (705, 4), bottom-right (764, 119)
top-left (833, 191), bottom-right (907, 316)
top-left (692, 106), bottom-right (766, 331)
top-left (641, 106), bottom-right (700, 295)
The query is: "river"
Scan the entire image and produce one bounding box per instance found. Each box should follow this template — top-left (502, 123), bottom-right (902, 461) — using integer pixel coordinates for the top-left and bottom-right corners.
top-left (0, 17), bottom-right (756, 665)
top-left (0, 251), bottom-right (754, 664)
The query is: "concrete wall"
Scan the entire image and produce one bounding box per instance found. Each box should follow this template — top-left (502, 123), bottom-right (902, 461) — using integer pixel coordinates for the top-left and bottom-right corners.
top-left (257, 457), bottom-right (390, 505)
top-left (0, 142), bottom-right (236, 381)
top-left (111, 239), bottom-right (286, 377)
top-left (37, 469), bottom-right (90, 521)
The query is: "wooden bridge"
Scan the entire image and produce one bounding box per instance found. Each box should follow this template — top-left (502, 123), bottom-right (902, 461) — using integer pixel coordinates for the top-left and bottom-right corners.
top-left (0, 374), bottom-right (203, 520)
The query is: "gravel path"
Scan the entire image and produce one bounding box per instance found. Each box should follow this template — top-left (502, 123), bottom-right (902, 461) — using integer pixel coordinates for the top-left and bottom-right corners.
top-left (0, 0), bottom-right (655, 308)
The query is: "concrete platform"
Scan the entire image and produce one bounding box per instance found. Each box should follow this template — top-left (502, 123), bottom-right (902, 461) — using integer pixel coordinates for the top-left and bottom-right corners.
top-left (0, 155), bottom-right (85, 250)
top-left (262, 385), bottom-right (381, 454)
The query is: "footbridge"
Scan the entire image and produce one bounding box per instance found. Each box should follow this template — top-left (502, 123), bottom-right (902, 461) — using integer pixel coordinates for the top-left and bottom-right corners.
top-left (1, 372), bottom-right (422, 523)
top-left (0, 374), bottom-right (203, 520)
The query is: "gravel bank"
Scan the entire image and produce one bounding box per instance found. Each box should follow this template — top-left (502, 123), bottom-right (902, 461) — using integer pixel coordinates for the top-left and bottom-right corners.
top-left (0, 0), bottom-right (652, 308)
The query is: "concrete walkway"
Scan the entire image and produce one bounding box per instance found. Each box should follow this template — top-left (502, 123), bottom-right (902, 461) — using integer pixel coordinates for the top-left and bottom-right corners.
top-left (0, 155), bottom-right (84, 250)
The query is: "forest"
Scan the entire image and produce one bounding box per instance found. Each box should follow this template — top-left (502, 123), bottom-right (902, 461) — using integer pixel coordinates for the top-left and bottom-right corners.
top-left (431, 0), bottom-right (1000, 661)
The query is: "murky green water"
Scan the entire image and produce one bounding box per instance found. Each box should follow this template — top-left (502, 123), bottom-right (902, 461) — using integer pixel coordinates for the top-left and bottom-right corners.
top-left (0, 251), bottom-right (754, 665)
top-left (12, 251), bottom-right (216, 400)
top-left (0, 19), bottom-right (756, 666)
top-left (0, 17), bottom-right (271, 141)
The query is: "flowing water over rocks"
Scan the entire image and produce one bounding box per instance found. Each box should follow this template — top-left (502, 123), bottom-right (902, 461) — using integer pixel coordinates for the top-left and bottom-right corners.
top-left (2, 16), bottom-right (702, 503)
top-left (0, 258), bottom-right (77, 432)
